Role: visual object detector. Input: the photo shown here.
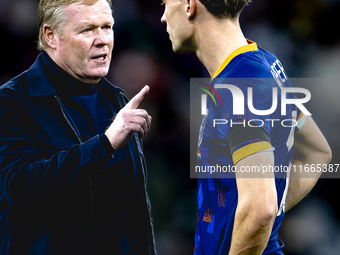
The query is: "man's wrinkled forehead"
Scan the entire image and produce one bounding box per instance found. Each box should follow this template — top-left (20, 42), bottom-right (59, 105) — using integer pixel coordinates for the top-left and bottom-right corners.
top-left (62, 0), bottom-right (112, 13)
top-left (65, 0), bottom-right (112, 13)
top-left (63, 0), bottom-right (113, 24)
top-left (69, 0), bottom-right (111, 6)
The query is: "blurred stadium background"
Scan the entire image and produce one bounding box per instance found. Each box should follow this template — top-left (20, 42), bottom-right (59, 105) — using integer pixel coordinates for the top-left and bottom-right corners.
top-left (0, 0), bottom-right (339, 254)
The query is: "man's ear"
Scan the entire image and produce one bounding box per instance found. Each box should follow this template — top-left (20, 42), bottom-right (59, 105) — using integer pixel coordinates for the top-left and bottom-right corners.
top-left (186, 0), bottom-right (197, 20)
top-left (43, 24), bottom-right (58, 49)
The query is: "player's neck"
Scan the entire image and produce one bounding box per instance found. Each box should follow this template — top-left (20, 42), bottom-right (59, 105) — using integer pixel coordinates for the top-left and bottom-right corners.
top-left (195, 18), bottom-right (248, 78)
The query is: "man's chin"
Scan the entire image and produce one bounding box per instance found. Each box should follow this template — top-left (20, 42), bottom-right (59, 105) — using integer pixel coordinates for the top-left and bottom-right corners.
top-left (90, 69), bottom-right (109, 79)
top-left (81, 71), bottom-right (108, 84)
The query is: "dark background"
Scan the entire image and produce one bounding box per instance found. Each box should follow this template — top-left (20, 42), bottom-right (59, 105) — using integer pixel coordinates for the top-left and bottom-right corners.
top-left (1, 0), bottom-right (339, 254)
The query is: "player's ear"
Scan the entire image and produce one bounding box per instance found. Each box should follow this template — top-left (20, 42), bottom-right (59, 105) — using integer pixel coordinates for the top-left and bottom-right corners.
top-left (43, 24), bottom-right (58, 49)
top-left (186, 0), bottom-right (196, 20)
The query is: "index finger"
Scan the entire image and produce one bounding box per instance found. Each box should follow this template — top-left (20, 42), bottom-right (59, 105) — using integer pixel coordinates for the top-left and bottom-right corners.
top-left (125, 85), bottom-right (150, 109)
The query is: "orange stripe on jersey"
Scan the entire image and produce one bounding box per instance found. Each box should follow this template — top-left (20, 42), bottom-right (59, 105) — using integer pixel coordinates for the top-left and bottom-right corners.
top-left (232, 141), bottom-right (272, 165)
top-left (212, 39), bottom-right (258, 79)
top-left (297, 111), bottom-right (304, 121)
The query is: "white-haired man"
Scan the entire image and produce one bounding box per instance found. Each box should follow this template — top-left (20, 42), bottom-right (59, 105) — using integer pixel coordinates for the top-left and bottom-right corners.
top-left (0, 0), bottom-right (156, 254)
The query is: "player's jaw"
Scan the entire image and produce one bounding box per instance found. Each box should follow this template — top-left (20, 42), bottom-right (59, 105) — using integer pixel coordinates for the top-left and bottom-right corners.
top-left (165, 24), bottom-right (194, 53)
top-left (161, 0), bottom-right (195, 53)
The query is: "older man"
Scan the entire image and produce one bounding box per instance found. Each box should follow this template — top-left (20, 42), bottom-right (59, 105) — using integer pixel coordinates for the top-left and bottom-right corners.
top-left (0, 0), bottom-right (156, 254)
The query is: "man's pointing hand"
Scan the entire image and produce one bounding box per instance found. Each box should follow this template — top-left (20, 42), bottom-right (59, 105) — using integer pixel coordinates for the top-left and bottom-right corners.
top-left (105, 85), bottom-right (152, 150)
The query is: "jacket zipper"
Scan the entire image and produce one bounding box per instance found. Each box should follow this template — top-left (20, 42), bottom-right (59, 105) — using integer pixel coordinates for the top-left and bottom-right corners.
top-left (53, 95), bottom-right (82, 143)
top-left (117, 93), bottom-right (156, 254)
top-left (54, 95), bottom-right (96, 254)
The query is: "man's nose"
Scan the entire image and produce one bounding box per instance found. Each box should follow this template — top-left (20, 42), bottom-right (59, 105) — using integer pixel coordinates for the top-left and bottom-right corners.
top-left (94, 28), bottom-right (112, 46)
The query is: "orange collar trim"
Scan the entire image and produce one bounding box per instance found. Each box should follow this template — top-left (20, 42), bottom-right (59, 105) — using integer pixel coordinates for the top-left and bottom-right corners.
top-left (212, 39), bottom-right (258, 79)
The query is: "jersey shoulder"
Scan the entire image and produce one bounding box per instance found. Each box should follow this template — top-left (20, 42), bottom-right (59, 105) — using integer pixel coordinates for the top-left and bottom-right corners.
top-left (218, 47), bottom-right (279, 79)
top-left (215, 47), bottom-right (291, 104)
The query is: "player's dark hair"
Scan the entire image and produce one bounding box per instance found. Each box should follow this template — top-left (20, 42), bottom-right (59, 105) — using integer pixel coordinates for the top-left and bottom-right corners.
top-left (199, 0), bottom-right (251, 18)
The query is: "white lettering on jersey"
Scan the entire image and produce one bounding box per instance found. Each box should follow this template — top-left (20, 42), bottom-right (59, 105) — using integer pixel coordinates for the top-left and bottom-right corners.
top-left (270, 59), bottom-right (287, 89)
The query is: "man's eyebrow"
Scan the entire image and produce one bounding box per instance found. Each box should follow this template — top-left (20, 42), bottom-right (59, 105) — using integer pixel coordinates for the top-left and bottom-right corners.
top-left (76, 21), bottom-right (92, 30)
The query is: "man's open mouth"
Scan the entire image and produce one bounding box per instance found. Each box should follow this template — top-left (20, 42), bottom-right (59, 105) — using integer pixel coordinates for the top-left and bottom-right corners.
top-left (93, 54), bottom-right (107, 60)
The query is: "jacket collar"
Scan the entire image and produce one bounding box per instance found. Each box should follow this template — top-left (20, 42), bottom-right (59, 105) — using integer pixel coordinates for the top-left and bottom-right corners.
top-left (27, 52), bottom-right (123, 97)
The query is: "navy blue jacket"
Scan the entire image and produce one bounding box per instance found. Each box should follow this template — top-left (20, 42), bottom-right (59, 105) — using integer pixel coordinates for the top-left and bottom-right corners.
top-left (0, 54), bottom-right (156, 255)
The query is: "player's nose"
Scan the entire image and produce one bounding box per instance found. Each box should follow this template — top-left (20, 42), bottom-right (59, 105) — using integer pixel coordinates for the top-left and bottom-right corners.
top-left (161, 13), bottom-right (167, 24)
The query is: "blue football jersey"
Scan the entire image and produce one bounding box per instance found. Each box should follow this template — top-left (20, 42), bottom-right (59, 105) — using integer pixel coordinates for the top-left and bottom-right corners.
top-left (195, 41), bottom-right (305, 255)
